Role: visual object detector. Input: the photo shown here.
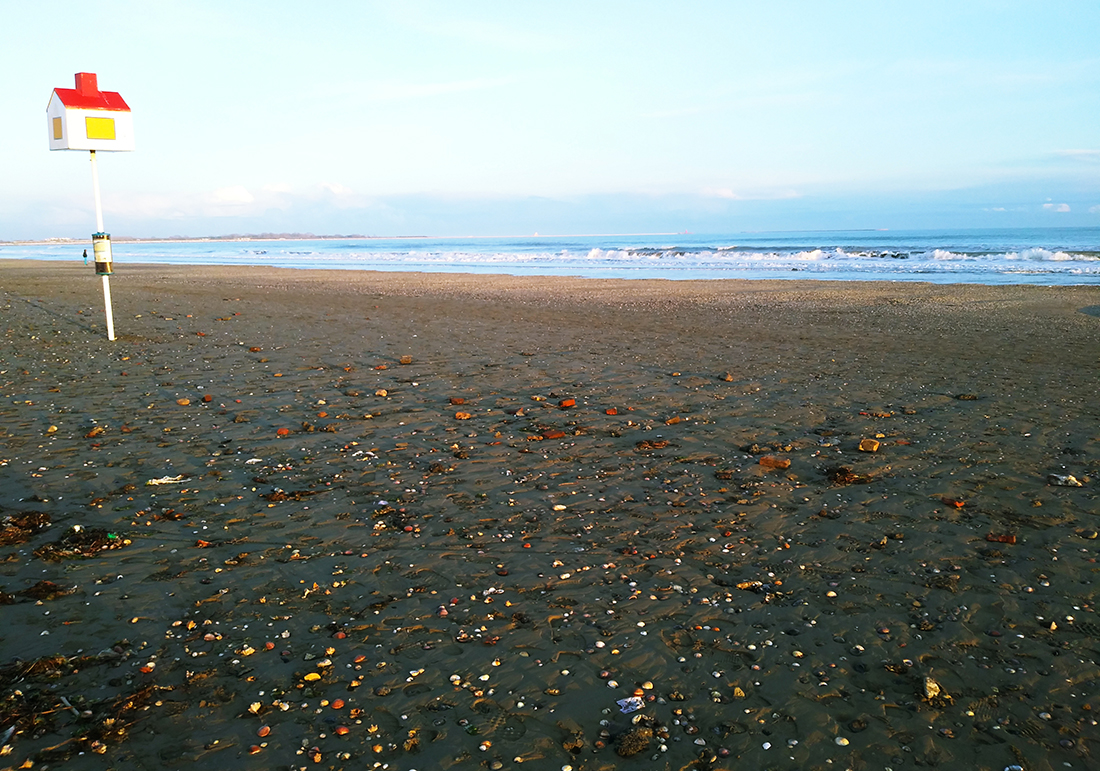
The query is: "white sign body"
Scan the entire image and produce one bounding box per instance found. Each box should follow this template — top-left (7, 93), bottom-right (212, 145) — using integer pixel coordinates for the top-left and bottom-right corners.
top-left (47, 73), bottom-right (134, 152)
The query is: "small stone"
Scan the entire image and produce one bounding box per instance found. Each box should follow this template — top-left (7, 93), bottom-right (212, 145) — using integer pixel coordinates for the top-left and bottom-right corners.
top-left (375, 389), bottom-right (388, 397)
top-left (758, 456), bottom-right (791, 470)
top-left (176, 398), bottom-right (190, 406)
top-left (455, 412), bottom-right (473, 420)
top-left (1048, 474), bottom-right (1083, 487)
top-left (858, 438), bottom-right (880, 452)
top-left (835, 736), bottom-right (849, 746)
top-left (399, 355), bottom-right (413, 365)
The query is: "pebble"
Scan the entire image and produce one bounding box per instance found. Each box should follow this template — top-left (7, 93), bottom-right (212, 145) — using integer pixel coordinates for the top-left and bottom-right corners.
top-left (835, 736), bottom-right (849, 746)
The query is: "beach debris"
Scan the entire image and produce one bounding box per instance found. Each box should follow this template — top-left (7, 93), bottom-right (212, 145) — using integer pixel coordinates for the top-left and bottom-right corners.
top-left (33, 526), bottom-right (130, 561)
top-left (1048, 474), bottom-right (1083, 487)
top-left (920, 675), bottom-right (953, 707)
top-left (722, 372), bottom-right (734, 381)
top-left (858, 438), bottom-right (880, 452)
top-left (19, 580), bottom-right (77, 601)
top-left (85, 425), bottom-right (106, 438)
top-left (665, 416), bottom-right (681, 425)
top-left (558, 398), bottom-right (575, 409)
top-left (826, 466), bottom-right (873, 485)
top-left (399, 355), bottom-right (413, 365)
top-left (262, 489), bottom-right (319, 502)
top-left (605, 407), bottom-right (617, 415)
top-left (941, 496), bottom-right (966, 508)
top-left (616, 727), bottom-right (653, 757)
top-left (146, 475), bottom-right (186, 485)
top-left (561, 728), bottom-right (585, 754)
top-left (955, 393), bottom-right (979, 400)
top-left (635, 439), bottom-right (670, 452)
top-left (46, 425), bottom-right (58, 434)
top-left (617, 696), bottom-right (644, 714)
top-left (985, 533), bottom-right (1017, 545)
top-left (450, 397), bottom-right (466, 405)
top-left (455, 412), bottom-right (473, 420)
top-left (0, 511), bottom-right (51, 546)
top-left (758, 455), bottom-right (791, 470)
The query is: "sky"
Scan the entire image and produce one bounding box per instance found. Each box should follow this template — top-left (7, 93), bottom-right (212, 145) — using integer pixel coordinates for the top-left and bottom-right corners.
top-left (2, 0), bottom-right (1099, 239)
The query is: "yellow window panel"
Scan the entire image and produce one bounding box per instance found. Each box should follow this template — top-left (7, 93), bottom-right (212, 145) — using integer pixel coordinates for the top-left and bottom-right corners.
top-left (53, 117), bottom-right (63, 140)
top-left (85, 116), bottom-right (116, 140)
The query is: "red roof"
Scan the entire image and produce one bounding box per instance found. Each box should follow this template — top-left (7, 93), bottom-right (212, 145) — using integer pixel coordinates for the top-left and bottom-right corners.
top-left (52, 72), bottom-right (130, 112)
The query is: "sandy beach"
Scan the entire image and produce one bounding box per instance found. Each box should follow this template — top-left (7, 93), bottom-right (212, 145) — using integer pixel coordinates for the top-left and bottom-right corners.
top-left (1, 259), bottom-right (1098, 771)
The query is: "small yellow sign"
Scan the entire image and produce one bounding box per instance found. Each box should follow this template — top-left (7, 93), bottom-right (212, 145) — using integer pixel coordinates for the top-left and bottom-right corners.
top-left (85, 116), bottom-right (116, 140)
top-left (52, 117), bottom-right (63, 140)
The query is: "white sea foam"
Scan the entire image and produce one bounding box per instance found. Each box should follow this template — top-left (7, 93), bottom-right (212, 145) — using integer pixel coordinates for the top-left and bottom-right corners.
top-left (5, 229), bottom-right (1097, 285)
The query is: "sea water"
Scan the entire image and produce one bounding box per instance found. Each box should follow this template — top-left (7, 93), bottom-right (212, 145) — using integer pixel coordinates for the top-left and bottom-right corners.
top-left (4, 227), bottom-right (1099, 285)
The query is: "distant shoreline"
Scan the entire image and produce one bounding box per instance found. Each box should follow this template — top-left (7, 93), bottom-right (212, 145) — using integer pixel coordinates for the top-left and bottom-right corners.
top-left (2, 232), bottom-right (684, 246)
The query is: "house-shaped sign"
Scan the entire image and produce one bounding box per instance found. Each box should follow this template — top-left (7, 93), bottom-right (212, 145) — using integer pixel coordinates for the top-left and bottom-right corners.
top-left (47, 72), bottom-right (134, 152)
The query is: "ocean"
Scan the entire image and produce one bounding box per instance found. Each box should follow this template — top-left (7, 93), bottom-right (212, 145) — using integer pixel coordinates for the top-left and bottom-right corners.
top-left (4, 226), bottom-right (1099, 285)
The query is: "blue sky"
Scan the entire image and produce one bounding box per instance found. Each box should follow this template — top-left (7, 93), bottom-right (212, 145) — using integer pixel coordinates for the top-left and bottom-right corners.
top-left (3, 0), bottom-right (1099, 239)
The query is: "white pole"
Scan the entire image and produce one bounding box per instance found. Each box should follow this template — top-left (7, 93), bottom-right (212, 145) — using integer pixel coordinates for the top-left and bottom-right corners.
top-left (90, 150), bottom-right (104, 232)
top-left (101, 274), bottom-right (116, 341)
top-left (89, 151), bottom-right (115, 341)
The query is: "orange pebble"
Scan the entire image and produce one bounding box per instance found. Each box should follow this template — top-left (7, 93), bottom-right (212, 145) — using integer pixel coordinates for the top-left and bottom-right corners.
top-left (332, 699), bottom-right (345, 709)
top-left (257, 725), bottom-right (271, 737)
top-left (276, 427), bottom-right (291, 436)
top-left (249, 745), bottom-right (262, 755)
top-left (605, 408), bottom-right (617, 415)
top-left (354, 654), bottom-right (367, 663)
top-left (335, 726), bottom-right (350, 736)
top-left (264, 641), bottom-right (275, 650)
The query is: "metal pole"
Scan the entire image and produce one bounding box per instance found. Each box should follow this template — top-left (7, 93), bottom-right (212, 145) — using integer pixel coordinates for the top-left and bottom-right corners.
top-left (89, 151), bottom-right (115, 341)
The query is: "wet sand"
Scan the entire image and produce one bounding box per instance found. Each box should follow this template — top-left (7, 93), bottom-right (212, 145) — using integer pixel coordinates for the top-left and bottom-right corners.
top-left (1, 259), bottom-right (1099, 770)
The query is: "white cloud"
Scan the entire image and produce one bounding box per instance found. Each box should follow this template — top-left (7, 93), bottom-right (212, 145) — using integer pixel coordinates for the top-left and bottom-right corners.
top-left (209, 186), bottom-right (254, 205)
top-left (318, 182), bottom-right (354, 197)
top-left (1053, 149), bottom-right (1100, 163)
top-left (702, 187), bottom-right (801, 201)
top-left (1041, 203), bottom-right (1071, 212)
